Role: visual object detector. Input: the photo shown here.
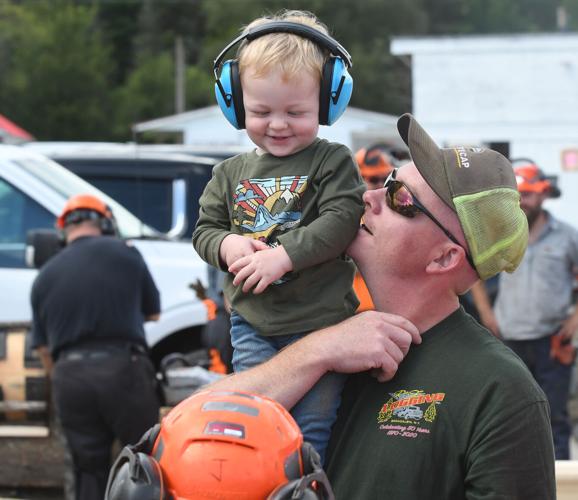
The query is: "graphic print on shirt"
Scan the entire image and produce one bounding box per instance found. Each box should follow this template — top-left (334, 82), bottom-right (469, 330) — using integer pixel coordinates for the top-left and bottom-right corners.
top-left (232, 176), bottom-right (308, 242)
top-left (377, 389), bottom-right (445, 439)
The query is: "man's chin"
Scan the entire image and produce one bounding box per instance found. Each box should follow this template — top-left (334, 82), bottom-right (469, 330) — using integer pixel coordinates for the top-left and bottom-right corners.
top-left (346, 230), bottom-right (365, 263)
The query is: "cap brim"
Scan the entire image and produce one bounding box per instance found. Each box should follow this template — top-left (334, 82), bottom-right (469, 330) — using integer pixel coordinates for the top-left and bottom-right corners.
top-left (397, 114), bottom-right (454, 210)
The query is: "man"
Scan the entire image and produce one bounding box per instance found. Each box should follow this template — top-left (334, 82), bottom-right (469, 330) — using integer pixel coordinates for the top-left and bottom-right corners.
top-left (30, 194), bottom-right (161, 500)
top-left (208, 114), bottom-right (555, 499)
top-left (473, 162), bottom-right (578, 460)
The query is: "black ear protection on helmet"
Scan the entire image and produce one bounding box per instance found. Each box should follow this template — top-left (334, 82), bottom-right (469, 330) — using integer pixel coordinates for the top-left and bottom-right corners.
top-left (267, 441), bottom-right (335, 500)
top-left (214, 21), bottom-right (353, 129)
top-left (105, 426), bottom-right (335, 500)
top-left (363, 142), bottom-right (393, 166)
top-left (63, 208), bottom-right (117, 236)
top-left (105, 424), bottom-right (168, 500)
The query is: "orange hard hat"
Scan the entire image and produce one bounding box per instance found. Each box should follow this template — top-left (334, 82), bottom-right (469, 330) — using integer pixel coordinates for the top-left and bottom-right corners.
top-left (156, 390), bottom-right (307, 498)
top-left (105, 391), bottom-right (335, 500)
top-left (355, 145), bottom-right (394, 180)
top-left (514, 163), bottom-right (552, 194)
top-left (56, 194), bottom-right (111, 229)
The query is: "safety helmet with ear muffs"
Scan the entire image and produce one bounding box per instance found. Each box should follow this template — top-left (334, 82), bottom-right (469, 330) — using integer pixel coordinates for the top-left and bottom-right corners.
top-left (57, 194), bottom-right (117, 236)
top-left (214, 21), bottom-right (353, 129)
top-left (355, 144), bottom-right (394, 181)
top-left (105, 390), bottom-right (335, 500)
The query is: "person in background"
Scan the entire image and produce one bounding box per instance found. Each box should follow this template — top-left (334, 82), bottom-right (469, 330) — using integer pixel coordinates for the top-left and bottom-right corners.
top-left (30, 194), bottom-right (161, 500)
top-left (472, 161), bottom-right (578, 460)
top-left (208, 114), bottom-right (555, 499)
top-left (354, 144), bottom-right (395, 312)
top-left (193, 10), bottom-right (365, 463)
top-left (191, 266), bottom-right (233, 373)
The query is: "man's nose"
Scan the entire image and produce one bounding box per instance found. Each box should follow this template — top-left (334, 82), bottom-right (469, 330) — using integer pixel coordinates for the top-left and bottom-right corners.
top-left (362, 188), bottom-right (385, 213)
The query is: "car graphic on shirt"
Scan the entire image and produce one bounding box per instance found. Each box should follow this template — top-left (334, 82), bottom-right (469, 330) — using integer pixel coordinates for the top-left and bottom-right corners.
top-left (394, 405), bottom-right (423, 420)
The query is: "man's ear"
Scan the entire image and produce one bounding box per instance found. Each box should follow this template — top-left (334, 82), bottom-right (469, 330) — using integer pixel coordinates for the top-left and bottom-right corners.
top-left (426, 245), bottom-right (463, 274)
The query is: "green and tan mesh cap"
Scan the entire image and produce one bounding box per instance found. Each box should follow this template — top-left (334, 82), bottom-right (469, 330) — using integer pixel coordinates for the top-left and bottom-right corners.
top-left (397, 113), bottom-right (529, 280)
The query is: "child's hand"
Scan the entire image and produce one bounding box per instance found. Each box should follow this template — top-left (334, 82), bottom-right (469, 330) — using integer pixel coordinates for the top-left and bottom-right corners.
top-left (229, 245), bottom-right (293, 294)
top-left (219, 234), bottom-right (268, 268)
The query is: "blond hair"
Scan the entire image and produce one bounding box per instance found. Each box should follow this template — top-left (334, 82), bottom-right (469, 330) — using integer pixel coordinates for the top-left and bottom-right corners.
top-left (238, 10), bottom-right (329, 81)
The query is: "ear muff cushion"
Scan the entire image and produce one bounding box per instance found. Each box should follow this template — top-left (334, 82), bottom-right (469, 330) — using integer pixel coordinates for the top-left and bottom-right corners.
top-left (267, 480), bottom-right (301, 500)
top-left (300, 442), bottom-right (321, 475)
top-left (326, 57), bottom-right (352, 126)
top-left (230, 60), bottom-right (245, 129)
top-left (267, 479), bottom-right (321, 500)
top-left (319, 57), bottom-right (335, 126)
top-left (215, 60), bottom-right (241, 129)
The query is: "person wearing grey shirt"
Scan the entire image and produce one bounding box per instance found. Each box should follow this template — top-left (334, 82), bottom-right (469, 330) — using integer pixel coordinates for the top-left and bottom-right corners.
top-left (473, 161), bottom-right (578, 459)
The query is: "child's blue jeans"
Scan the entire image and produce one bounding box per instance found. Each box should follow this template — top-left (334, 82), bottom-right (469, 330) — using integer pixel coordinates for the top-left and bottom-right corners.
top-left (230, 311), bottom-right (345, 465)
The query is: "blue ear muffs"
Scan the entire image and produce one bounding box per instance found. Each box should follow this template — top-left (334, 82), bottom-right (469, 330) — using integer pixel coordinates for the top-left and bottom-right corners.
top-left (214, 60), bottom-right (245, 129)
top-left (214, 21), bottom-right (353, 130)
top-left (319, 56), bottom-right (353, 126)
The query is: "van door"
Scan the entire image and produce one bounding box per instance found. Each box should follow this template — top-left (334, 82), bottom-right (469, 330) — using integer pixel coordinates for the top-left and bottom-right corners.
top-left (0, 178), bottom-right (55, 324)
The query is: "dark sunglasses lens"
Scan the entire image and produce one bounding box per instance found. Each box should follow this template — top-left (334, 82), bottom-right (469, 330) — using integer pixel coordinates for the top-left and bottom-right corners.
top-left (368, 176), bottom-right (387, 184)
top-left (386, 180), bottom-right (420, 218)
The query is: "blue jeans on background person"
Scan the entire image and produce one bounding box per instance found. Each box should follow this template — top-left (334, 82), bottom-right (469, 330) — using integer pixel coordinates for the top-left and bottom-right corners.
top-left (505, 335), bottom-right (573, 460)
top-left (230, 311), bottom-right (346, 464)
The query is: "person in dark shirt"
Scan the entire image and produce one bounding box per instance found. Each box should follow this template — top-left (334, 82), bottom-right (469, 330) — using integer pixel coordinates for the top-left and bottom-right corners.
top-left (207, 114), bottom-right (555, 499)
top-left (30, 194), bottom-right (161, 500)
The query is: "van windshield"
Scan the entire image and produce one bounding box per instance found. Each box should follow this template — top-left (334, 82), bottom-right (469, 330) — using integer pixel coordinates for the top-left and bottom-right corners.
top-left (16, 156), bottom-right (159, 239)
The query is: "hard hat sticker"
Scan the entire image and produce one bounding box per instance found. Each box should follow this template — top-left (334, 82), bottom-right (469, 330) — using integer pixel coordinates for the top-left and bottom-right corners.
top-left (205, 421), bottom-right (246, 439)
top-left (202, 400), bottom-right (259, 416)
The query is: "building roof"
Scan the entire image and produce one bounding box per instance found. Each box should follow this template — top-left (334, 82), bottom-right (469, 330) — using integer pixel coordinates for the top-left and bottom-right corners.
top-left (132, 105), bottom-right (399, 133)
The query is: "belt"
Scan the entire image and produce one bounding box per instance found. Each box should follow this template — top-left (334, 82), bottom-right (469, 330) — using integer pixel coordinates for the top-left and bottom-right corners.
top-left (57, 343), bottom-right (147, 362)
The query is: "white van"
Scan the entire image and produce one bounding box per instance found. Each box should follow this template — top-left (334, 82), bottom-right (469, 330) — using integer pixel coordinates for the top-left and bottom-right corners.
top-left (0, 144), bottom-right (209, 361)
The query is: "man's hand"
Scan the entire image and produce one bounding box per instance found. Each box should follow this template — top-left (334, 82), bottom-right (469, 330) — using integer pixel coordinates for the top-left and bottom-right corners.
top-left (479, 309), bottom-right (500, 337)
top-left (229, 245), bottom-right (293, 294)
top-left (307, 311), bottom-right (421, 382)
top-left (219, 234), bottom-right (268, 268)
top-left (557, 311), bottom-right (578, 340)
top-left (207, 310), bottom-right (420, 410)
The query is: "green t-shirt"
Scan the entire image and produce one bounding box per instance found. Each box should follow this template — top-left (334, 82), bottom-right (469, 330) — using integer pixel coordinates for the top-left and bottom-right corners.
top-left (193, 139), bottom-right (365, 336)
top-left (326, 308), bottom-right (555, 500)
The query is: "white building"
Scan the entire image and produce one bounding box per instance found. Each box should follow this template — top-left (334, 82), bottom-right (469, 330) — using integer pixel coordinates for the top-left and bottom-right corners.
top-left (132, 105), bottom-right (405, 153)
top-left (391, 32), bottom-right (578, 228)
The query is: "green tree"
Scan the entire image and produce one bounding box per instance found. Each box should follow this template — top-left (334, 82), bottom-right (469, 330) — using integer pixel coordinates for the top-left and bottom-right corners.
top-left (112, 53), bottom-right (213, 140)
top-left (0, 0), bottom-right (115, 140)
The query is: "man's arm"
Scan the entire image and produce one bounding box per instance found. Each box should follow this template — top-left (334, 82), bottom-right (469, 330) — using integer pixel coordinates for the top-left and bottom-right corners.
top-left (35, 345), bottom-right (54, 377)
top-left (208, 311), bottom-right (421, 409)
top-left (470, 281), bottom-right (499, 336)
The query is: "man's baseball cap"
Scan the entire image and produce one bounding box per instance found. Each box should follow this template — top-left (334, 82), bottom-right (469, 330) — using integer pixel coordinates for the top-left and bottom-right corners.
top-left (514, 162), bottom-right (561, 198)
top-left (397, 113), bottom-right (528, 280)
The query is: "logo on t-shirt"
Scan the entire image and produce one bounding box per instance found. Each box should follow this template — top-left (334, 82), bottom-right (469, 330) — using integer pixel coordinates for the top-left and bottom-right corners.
top-left (232, 176), bottom-right (308, 241)
top-left (377, 389), bottom-right (445, 439)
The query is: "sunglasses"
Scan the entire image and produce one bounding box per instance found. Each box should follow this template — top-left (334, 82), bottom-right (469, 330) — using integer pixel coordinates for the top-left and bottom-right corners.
top-left (384, 169), bottom-right (476, 270)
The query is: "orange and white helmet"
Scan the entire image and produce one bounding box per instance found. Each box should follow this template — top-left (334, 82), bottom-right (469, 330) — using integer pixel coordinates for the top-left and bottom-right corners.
top-left (105, 390), bottom-right (334, 500)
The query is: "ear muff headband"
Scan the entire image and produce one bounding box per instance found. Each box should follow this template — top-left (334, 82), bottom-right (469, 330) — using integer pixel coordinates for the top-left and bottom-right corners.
top-left (214, 21), bottom-right (353, 129)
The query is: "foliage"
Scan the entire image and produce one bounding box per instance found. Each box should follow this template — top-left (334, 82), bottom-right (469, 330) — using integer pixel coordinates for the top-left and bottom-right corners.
top-left (0, 0), bottom-right (114, 139)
